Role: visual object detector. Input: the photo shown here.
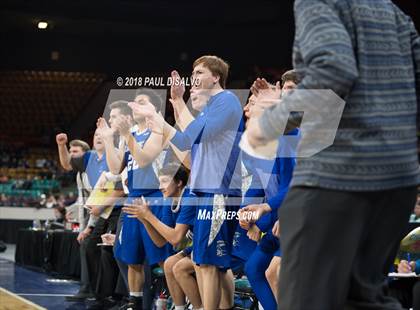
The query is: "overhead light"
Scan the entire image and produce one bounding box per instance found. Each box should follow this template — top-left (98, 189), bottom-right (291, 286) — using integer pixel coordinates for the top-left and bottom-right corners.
top-left (37, 21), bottom-right (48, 29)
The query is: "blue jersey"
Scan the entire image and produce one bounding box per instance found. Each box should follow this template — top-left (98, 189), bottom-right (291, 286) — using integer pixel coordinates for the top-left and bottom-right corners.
top-left (266, 128), bottom-right (299, 213)
top-left (175, 189), bottom-right (196, 227)
top-left (124, 128), bottom-right (161, 197)
top-left (170, 90), bottom-right (244, 196)
top-left (233, 129), bottom-right (299, 262)
top-left (161, 188), bottom-right (196, 228)
top-left (70, 150), bottom-right (108, 187)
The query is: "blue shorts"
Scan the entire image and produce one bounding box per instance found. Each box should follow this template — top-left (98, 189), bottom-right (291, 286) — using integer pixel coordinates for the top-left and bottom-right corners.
top-left (114, 213), bottom-right (145, 265)
top-left (192, 193), bottom-right (239, 270)
top-left (258, 232), bottom-right (281, 257)
top-left (232, 226), bottom-right (257, 262)
top-left (230, 256), bottom-right (245, 274)
top-left (114, 192), bottom-right (173, 265)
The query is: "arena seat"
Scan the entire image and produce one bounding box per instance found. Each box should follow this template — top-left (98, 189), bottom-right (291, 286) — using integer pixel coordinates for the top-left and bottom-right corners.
top-left (234, 277), bottom-right (259, 310)
top-left (0, 70), bottom-right (106, 142)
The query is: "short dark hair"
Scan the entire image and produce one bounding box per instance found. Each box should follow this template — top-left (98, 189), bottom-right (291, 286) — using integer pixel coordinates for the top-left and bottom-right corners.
top-left (109, 100), bottom-right (132, 116)
top-left (134, 88), bottom-right (163, 113)
top-left (69, 139), bottom-right (90, 152)
top-left (281, 69), bottom-right (302, 87)
top-left (158, 163), bottom-right (189, 187)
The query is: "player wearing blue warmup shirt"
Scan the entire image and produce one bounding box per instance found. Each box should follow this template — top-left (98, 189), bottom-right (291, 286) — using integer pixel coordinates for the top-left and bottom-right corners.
top-left (96, 100), bottom-right (134, 293)
top-left (144, 56), bottom-right (244, 309)
top-left (124, 163), bottom-right (203, 310)
top-left (241, 133), bottom-right (297, 310)
top-left (240, 70), bottom-right (302, 309)
top-left (232, 94), bottom-right (278, 270)
top-left (85, 100), bottom-right (135, 309)
top-left (100, 89), bottom-right (170, 310)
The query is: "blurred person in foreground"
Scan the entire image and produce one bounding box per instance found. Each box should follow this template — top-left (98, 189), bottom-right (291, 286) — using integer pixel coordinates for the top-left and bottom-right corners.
top-left (243, 0), bottom-right (420, 309)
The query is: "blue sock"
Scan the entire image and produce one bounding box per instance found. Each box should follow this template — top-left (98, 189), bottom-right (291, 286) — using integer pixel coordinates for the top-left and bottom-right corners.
top-left (245, 246), bottom-right (277, 310)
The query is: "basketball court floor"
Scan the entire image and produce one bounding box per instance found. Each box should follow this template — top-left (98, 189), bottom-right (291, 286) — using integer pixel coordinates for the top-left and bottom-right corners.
top-left (0, 246), bottom-right (85, 310)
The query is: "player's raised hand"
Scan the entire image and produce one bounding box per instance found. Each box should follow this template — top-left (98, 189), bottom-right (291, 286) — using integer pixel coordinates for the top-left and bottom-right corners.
top-left (256, 81), bottom-right (281, 108)
top-left (96, 117), bottom-right (111, 130)
top-left (96, 117), bottom-right (115, 139)
top-left (251, 78), bottom-right (281, 101)
top-left (113, 114), bottom-right (132, 137)
top-left (170, 70), bottom-right (185, 100)
top-left (56, 133), bottom-right (68, 146)
top-left (128, 100), bottom-right (156, 119)
top-left (145, 111), bottom-right (165, 135)
top-left (251, 78), bottom-right (273, 95)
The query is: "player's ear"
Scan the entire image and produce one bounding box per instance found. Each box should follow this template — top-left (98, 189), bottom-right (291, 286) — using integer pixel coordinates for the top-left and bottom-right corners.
top-left (212, 74), bottom-right (220, 85)
top-left (176, 180), bottom-right (183, 189)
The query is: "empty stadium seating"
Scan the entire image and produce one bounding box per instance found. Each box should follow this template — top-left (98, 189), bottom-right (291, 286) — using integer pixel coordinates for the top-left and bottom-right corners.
top-left (0, 71), bottom-right (106, 142)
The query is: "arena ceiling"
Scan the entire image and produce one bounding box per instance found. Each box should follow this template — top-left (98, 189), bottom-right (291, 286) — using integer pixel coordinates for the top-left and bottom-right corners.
top-left (0, 0), bottom-right (418, 76)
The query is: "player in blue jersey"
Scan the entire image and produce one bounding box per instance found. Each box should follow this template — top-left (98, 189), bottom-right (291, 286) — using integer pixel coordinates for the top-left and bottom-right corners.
top-left (79, 100), bottom-right (135, 309)
top-left (242, 144), bottom-right (296, 310)
top-left (143, 56), bottom-right (244, 309)
top-left (124, 163), bottom-right (203, 310)
top-left (99, 88), bottom-right (170, 310)
top-left (240, 70), bottom-right (302, 309)
top-left (232, 94), bottom-right (274, 269)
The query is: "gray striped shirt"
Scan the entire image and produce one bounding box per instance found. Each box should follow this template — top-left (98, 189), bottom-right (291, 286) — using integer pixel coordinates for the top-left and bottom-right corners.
top-left (260, 0), bottom-right (420, 191)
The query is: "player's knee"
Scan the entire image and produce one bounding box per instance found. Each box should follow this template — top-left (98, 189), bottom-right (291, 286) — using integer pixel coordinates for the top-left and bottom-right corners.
top-left (129, 264), bottom-right (143, 272)
top-left (173, 260), bottom-right (184, 278)
top-left (163, 256), bottom-right (176, 276)
top-left (265, 265), bottom-right (276, 284)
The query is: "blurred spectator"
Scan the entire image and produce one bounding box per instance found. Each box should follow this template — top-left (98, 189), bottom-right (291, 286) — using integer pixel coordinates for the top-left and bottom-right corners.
top-left (64, 192), bottom-right (76, 205)
top-left (36, 158), bottom-right (47, 168)
top-left (53, 205), bottom-right (66, 223)
top-left (39, 194), bottom-right (47, 206)
top-left (0, 193), bottom-right (7, 206)
top-left (389, 259), bottom-right (420, 310)
top-left (0, 174), bottom-right (8, 184)
top-left (0, 141), bottom-right (80, 208)
top-left (56, 194), bottom-right (68, 208)
top-left (21, 175), bottom-right (33, 190)
top-left (47, 194), bottom-right (57, 208)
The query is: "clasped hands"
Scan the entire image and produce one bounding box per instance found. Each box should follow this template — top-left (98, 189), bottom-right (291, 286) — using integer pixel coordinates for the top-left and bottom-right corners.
top-left (122, 196), bottom-right (152, 221)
